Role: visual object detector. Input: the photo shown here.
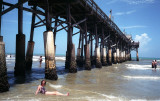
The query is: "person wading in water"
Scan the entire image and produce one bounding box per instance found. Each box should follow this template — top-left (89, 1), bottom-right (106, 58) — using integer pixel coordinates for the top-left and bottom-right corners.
top-left (35, 80), bottom-right (69, 96)
top-left (39, 56), bottom-right (43, 67)
top-left (152, 60), bottom-right (155, 70)
top-left (154, 60), bottom-right (157, 70)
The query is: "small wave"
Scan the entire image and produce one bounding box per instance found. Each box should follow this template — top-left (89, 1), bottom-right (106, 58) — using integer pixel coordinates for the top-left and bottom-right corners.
top-left (125, 64), bottom-right (152, 70)
top-left (124, 76), bottom-right (160, 80)
top-left (55, 57), bottom-right (66, 61)
top-left (130, 99), bottom-right (147, 101)
top-left (49, 83), bottom-right (62, 89)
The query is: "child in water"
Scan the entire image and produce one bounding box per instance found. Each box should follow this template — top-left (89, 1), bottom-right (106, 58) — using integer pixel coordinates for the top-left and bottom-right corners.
top-left (35, 80), bottom-right (69, 96)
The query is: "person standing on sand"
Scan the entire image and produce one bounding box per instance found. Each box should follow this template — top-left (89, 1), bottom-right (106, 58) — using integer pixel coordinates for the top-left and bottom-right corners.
top-left (35, 80), bottom-right (69, 96)
top-left (39, 56), bottom-right (43, 67)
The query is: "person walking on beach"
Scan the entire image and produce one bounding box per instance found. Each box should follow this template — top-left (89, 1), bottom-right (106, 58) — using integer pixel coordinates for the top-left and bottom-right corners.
top-left (35, 80), bottom-right (69, 96)
top-left (39, 56), bottom-right (43, 67)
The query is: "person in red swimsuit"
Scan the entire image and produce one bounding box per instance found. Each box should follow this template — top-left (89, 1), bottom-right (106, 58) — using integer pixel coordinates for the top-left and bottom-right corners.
top-left (35, 80), bottom-right (69, 96)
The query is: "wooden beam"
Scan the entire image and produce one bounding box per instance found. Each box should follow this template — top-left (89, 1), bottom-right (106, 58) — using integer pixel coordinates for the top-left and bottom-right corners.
top-left (71, 15), bottom-right (84, 32)
top-left (34, 19), bottom-right (45, 26)
top-left (2, 0), bottom-right (29, 15)
top-left (30, 5), bottom-right (36, 41)
top-left (72, 31), bottom-right (80, 36)
top-left (56, 25), bottom-right (67, 33)
top-left (51, 21), bottom-right (64, 30)
top-left (72, 18), bottom-right (87, 27)
top-left (0, 0), bottom-right (2, 36)
top-left (61, 24), bottom-right (67, 32)
top-left (35, 14), bottom-right (46, 25)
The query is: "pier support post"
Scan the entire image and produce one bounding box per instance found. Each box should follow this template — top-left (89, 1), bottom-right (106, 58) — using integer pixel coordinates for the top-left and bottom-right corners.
top-left (95, 47), bottom-right (102, 68)
top-left (66, 44), bottom-right (77, 73)
top-left (14, 0), bottom-right (25, 76)
top-left (121, 50), bottom-right (124, 62)
top-left (0, 36), bottom-right (10, 92)
top-left (116, 48), bottom-right (119, 63)
top-left (65, 3), bottom-right (77, 73)
top-left (123, 51), bottom-right (126, 62)
top-left (136, 48), bottom-right (139, 61)
top-left (95, 24), bottom-right (102, 68)
top-left (76, 31), bottom-right (83, 67)
top-left (14, 32), bottom-right (26, 76)
top-left (101, 26), bottom-right (107, 66)
top-left (43, 31), bottom-right (57, 80)
top-left (119, 50), bottom-right (122, 63)
top-left (113, 51), bottom-right (117, 64)
top-left (108, 48), bottom-right (112, 65)
top-left (85, 44), bottom-right (91, 70)
top-left (77, 48), bottom-right (83, 67)
top-left (26, 41), bottom-right (34, 70)
top-left (25, 6), bottom-right (36, 70)
top-left (90, 33), bottom-right (94, 65)
top-left (84, 19), bottom-right (91, 70)
top-left (101, 48), bottom-right (107, 66)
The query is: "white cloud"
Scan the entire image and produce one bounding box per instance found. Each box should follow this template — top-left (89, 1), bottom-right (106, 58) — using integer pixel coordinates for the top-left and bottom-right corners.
top-left (134, 33), bottom-right (151, 48)
top-left (121, 0), bottom-right (155, 4)
top-left (103, 0), bottom-right (155, 5)
top-left (115, 10), bottom-right (136, 16)
top-left (105, 0), bottom-right (118, 5)
top-left (121, 25), bottom-right (147, 29)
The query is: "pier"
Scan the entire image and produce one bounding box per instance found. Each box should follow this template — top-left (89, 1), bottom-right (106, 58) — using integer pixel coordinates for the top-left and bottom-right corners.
top-left (0, 0), bottom-right (139, 92)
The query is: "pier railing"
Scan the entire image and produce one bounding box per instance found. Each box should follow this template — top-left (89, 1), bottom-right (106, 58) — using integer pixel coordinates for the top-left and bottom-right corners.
top-left (83, 0), bottom-right (130, 42)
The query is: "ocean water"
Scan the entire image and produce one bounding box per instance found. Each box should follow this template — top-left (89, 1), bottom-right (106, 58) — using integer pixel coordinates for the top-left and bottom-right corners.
top-left (0, 55), bottom-right (160, 101)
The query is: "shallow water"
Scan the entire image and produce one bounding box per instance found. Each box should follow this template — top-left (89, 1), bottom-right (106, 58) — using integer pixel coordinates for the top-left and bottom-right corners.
top-left (1, 55), bottom-right (160, 101)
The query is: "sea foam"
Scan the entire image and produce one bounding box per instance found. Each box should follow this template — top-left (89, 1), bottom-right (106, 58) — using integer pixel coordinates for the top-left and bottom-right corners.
top-left (125, 64), bottom-right (152, 70)
top-left (123, 76), bottom-right (160, 80)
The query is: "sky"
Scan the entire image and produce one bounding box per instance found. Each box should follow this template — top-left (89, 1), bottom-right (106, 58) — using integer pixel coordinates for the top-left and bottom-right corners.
top-left (1, 0), bottom-right (160, 58)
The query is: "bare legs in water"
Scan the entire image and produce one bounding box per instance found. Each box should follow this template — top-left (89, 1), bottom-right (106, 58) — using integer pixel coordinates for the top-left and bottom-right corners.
top-left (45, 91), bottom-right (69, 96)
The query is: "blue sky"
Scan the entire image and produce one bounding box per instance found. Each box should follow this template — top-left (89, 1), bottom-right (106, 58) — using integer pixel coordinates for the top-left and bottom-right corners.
top-left (1, 0), bottom-right (160, 58)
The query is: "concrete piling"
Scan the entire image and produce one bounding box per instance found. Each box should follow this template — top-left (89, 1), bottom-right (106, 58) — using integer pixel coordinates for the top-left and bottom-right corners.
top-left (136, 48), bottom-right (139, 61)
top-left (101, 48), bottom-right (107, 66)
top-left (25, 41), bottom-right (34, 70)
top-left (43, 31), bottom-right (57, 80)
top-left (113, 52), bottom-right (117, 64)
top-left (14, 34), bottom-right (26, 76)
top-left (76, 48), bottom-right (83, 67)
top-left (95, 47), bottom-right (102, 68)
top-left (68, 44), bottom-right (77, 73)
top-left (108, 48), bottom-right (112, 65)
top-left (116, 48), bottom-right (119, 63)
top-left (84, 44), bottom-right (91, 70)
top-left (0, 36), bottom-right (10, 92)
